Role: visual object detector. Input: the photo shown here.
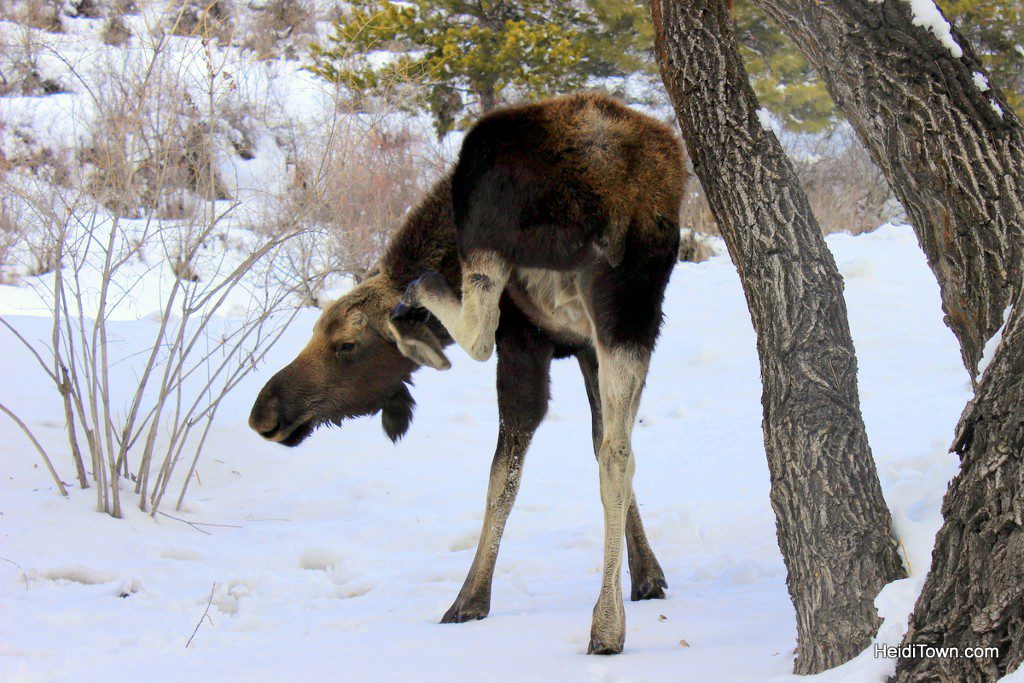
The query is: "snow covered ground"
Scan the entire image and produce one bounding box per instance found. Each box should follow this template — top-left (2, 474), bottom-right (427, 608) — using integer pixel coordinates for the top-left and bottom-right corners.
top-left (0, 224), bottom-right (978, 681)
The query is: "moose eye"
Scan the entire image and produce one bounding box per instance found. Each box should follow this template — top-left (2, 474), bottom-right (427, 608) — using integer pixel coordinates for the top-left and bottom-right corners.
top-left (338, 342), bottom-right (356, 353)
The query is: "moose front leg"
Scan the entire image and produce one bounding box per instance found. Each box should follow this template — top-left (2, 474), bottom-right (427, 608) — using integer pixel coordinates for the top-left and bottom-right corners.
top-left (443, 307), bottom-right (553, 622)
top-left (394, 252), bottom-right (510, 363)
top-left (442, 426), bottom-right (532, 623)
top-left (577, 349), bottom-right (667, 601)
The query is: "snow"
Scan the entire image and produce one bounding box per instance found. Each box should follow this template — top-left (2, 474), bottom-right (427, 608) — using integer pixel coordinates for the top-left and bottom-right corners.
top-left (0, 225), bottom-right (975, 681)
top-left (907, 0), bottom-right (963, 57)
top-left (755, 107), bottom-right (774, 133)
top-left (870, 0), bottom-right (964, 58)
top-left (968, 72), bottom-right (1005, 118)
top-left (978, 304), bottom-right (1013, 377)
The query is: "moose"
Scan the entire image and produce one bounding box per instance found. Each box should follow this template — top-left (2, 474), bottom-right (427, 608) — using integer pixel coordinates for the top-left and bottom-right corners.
top-left (249, 92), bottom-right (687, 654)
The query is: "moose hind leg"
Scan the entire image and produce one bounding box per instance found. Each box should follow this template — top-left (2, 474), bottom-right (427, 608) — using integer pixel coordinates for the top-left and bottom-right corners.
top-left (577, 350), bottom-right (667, 601)
top-left (443, 307), bottom-right (553, 622)
top-left (400, 252), bottom-right (510, 363)
top-left (588, 345), bottom-right (650, 654)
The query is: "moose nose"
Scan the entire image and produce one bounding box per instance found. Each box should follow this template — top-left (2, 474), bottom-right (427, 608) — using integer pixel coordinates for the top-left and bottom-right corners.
top-left (249, 394), bottom-right (281, 438)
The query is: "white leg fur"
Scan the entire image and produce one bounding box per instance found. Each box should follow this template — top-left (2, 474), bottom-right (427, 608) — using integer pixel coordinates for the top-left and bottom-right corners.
top-left (589, 344), bottom-right (649, 654)
top-left (418, 253), bottom-right (510, 362)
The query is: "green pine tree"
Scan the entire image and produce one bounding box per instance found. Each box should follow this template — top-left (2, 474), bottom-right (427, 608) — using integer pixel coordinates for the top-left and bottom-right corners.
top-left (308, 0), bottom-right (1023, 137)
top-left (309, 0), bottom-right (603, 137)
top-left (733, 0), bottom-right (836, 133)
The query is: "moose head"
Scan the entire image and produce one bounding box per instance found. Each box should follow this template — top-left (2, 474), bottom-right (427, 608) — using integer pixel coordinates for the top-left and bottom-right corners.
top-left (248, 273), bottom-right (450, 446)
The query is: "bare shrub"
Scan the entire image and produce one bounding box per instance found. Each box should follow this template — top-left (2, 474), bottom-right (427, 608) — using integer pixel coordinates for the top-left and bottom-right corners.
top-left (0, 27), bottom-right (65, 96)
top-left (678, 179), bottom-right (718, 235)
top-left (0, 1), bottom-right (432, 516)
top-left (249, 89), bottom-right (443, 300)
top-left (79, 43), bottom-right (229, 218)
top-left (678, 228), bottom-right (716, 263)
top-left (789, 129), bottom-right (901, 235)
top-left (0, 43), bottom-right (324, 516)
top-left (166, 0), bottom-right (235, 43)
top-left (0, 0), bottom-right (64, 32)
top-left (312, 124), bottom-right (440, 281)
top-left (25, 228), bottom-right (60, 275)
top-left (1, 179), bottom-right (63, 276)
top-left (101, 13), bottom-right (132, 46)
top-left (241, 0), bottom-right (316, 60)
top-left (0, 124), bottom-right (74, 184)
top-left (0, 199), bottom-right (21, 283)
top-left (0, 179), bottom-right (314, 515)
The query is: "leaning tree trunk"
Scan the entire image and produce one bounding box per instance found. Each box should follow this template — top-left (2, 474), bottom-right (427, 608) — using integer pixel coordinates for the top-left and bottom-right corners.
top-left (651, 0), bottom-right (906, 674)
top-left (894, 289), bottom-right (1024, 681)
top-left (749, 0), bottom-right (1024, 381)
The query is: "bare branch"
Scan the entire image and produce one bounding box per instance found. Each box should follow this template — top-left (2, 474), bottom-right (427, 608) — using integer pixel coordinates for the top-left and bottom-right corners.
top-left (0, 402), bottom-right (67, 497)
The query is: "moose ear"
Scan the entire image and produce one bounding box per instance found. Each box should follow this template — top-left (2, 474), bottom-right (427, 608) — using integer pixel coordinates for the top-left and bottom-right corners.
top-left (382, 385), bottom-right (415, 442)
top-left (387, 320), bottom-right (451, 370)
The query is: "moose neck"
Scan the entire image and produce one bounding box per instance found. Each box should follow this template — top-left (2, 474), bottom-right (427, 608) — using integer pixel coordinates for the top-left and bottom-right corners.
top-left (380, 173), bottom-right (463, 291)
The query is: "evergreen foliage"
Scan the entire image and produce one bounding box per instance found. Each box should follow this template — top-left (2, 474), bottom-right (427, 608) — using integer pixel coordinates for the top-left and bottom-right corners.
top-left (308, 0), bottom-right (1023, 136)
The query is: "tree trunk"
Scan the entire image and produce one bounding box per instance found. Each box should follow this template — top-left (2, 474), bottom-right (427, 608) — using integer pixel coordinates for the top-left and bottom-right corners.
top-left (894, 290), bottom-right (1024, 681)
top-left (651, 0), bottom-right (906, 674)
top-left (749, 0), bottom-right (1024, 381)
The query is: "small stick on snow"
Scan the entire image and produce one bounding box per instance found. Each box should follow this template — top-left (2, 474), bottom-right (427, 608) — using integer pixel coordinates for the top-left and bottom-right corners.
top-left (157, 511), bottom-right (212, 536)
top-left (157, 511), bottom-right (242, 530)
top-left (186, 582), bottom-right (216, 648)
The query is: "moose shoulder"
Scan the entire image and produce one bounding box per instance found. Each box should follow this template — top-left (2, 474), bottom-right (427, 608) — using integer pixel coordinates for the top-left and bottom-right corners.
top-left (249, 92), bottom-right (687, 654)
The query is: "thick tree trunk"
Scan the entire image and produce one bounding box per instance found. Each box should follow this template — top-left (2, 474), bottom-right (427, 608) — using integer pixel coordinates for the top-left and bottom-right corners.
top-left (894, 289), bottom-right (1024, 682)
top-left (651, 0), bottom-right (906, 674)
top-left (749, 0), bottom-right (1024, 380)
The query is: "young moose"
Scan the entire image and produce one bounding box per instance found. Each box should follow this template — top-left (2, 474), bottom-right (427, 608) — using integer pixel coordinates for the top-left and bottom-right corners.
top-left (249, 93), bottom-right (686, 654)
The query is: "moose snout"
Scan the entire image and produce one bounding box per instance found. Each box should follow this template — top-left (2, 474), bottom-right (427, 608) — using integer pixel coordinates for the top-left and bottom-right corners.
top-left (249, 390), bottom-right (282, 439)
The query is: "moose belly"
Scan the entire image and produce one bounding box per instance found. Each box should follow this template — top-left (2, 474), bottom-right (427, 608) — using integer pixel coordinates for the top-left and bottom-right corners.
top-left (509, 267), bottom-right (593, 346)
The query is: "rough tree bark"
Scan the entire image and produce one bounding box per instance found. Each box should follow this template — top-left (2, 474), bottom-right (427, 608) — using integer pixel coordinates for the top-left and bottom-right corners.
top-left (651, 0), bottom-right (906, 674)
top-left (894, 291), bottom-right (1024, 682)
top-left (749, 0), bottom-right (1024, 380)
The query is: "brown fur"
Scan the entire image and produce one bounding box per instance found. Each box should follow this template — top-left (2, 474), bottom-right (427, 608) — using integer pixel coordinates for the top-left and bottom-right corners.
top-left (519, 93), bottom-right (684, 266)
top-left (250, 92), bottom-right (688, 655)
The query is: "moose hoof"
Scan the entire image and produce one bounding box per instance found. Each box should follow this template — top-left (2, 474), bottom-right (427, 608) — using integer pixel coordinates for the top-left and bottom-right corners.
top-left (391, 302), bottom-right (431, 325)
top-left (440, 601), bottom-right (489, 624)
top-left (587, 635), bottom-right (624, 655)
top-left (630, 575), bottom-right (668, 601)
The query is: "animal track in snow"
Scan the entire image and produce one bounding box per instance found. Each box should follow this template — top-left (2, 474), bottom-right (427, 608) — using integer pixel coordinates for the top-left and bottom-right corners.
top-left (35, 565), bottom-right (116, 585)
top-left (299, 547), bottom-right (340, 570)
top-left (329, 582), bottom-right (372, 599)
top-left (158, 546), bottom-right (205, 561)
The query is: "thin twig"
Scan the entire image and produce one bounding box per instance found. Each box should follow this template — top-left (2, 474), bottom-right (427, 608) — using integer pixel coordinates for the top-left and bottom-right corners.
top-left (186, 582), bottom-right (216, 648)
top-left (0, 557), bottom-right (30, 591)
top-left (156, 511), bottom-right (211, 535)
top-left (157, 510), bottom-right (241, 530)
top-left (0, 403), bottom-right (68, 497)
